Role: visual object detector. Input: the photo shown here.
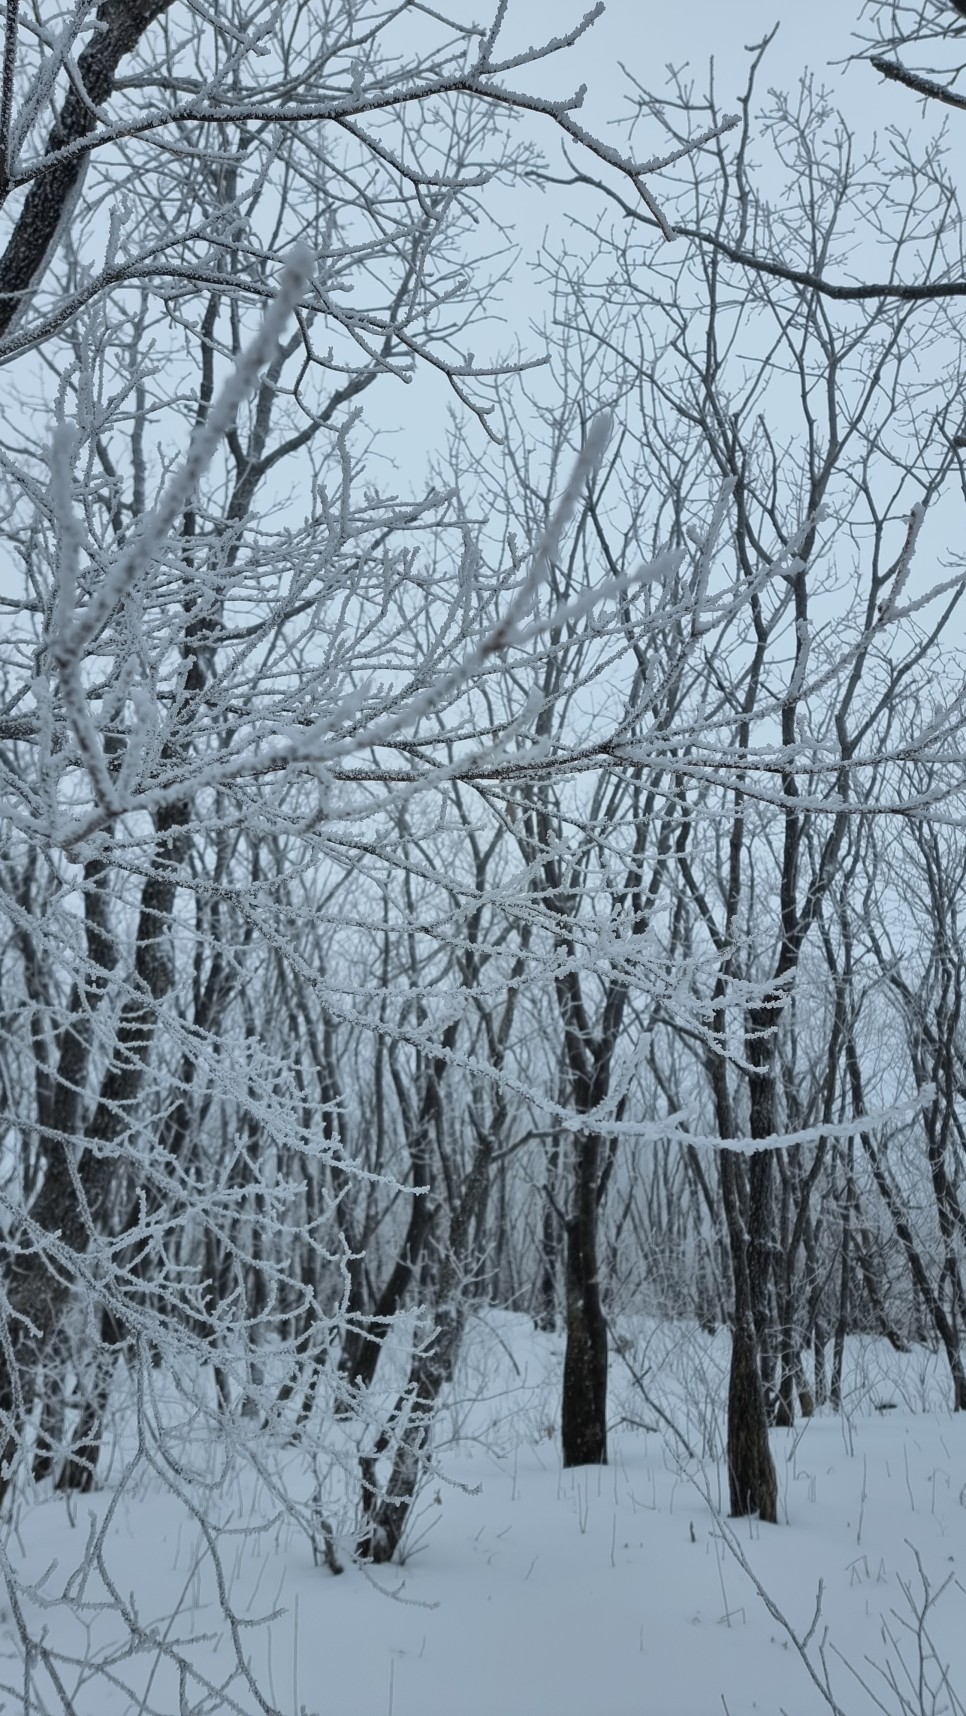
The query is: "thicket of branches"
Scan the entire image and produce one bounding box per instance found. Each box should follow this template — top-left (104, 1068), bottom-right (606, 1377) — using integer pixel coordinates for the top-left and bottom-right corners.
top-left (1, 0), bottom-right (966, 1708)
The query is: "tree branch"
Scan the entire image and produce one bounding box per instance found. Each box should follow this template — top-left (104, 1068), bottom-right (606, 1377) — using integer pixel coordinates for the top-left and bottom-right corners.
top-left (0, 0), bottom-right (174, 338)
top-left (870, 54), bottom-right (966, 113)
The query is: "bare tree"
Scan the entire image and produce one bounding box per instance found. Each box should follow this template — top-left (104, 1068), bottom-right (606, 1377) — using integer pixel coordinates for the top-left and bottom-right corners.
top-left (530, 35), bottom-right (966, 1516)
top-left (0, 17), bottom-right (749, 1693)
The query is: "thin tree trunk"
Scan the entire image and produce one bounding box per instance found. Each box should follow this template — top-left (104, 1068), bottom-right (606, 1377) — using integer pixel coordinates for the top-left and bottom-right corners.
top-left (846, 1029), bottom-right (966, 1410)
top-left (357, 1138), bottom-right (492, 1562)
top-left (57, 1308), bottom-right (125, 1493)
top-left (561, 1135), bottom-right (608, 1467)
top-left (0, 805), bottom-right (188, 1505)
top-left (712, 988), bottom-right (778, 1520)
top-left (719, 1149), bottom-right (778, 1522)
top-left (536, 1134), bottom-right (561, 1332)
top-left (831, 1145), bottom-right (854, 1410)
top-left (338, 1025), bottom-right (457, 1400)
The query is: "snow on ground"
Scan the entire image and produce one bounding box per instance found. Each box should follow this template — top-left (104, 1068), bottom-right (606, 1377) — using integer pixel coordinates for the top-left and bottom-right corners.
top-left (3, 1314), bottom-right (966, 1716)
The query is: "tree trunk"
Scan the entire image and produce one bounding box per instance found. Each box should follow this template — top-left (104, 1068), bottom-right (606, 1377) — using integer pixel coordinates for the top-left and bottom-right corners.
top-left (0, 0), bottom-right (175, 334)
top-left (535, 1134), bottom-right (561, 1332)
top-left (357, 1138), bottom-right (493, 1562)
top-left (356, 1301), bottom-right (463, 1565)
top-left (561, 1137), bottom-right (608, 1468)
top-left (846, 1028), bottom-right (966, 1410)
top-left (719, 1148), bottom-right (778, 1522)
top-left (57, 1308), bottom-right (125, 1493)
top-left (338, 1027), bottom-right (457, 1400)
top-left (727, 1313), bottom-right (778, 1521)
top-left (0, 806), bottom-right (188, 1505)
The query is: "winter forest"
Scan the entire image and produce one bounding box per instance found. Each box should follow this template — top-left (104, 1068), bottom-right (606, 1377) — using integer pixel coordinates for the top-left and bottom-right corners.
top-left (4, 0), bottom-right (966, 1710)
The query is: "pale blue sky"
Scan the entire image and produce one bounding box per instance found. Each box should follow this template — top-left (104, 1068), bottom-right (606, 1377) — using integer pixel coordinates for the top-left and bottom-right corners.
top-left (368, 0), bottom-right (929, 466)
top-left (453, 0), bottom-right (895, 135)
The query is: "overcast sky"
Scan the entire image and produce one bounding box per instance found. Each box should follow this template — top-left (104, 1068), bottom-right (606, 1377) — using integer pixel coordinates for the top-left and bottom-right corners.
top-left (446, 0), bottom-right (913, 189)
top-left (498, 0), bottom-right (875, 124)
top-left (368, 0), bottom-right (941, 468)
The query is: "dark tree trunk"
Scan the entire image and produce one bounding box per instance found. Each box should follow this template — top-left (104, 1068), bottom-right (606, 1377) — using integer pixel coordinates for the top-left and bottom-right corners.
top-left (747, 1147), bottom-right (774, 1357)
top-left (0, 805), bottom-right (188, 1506)
top-left (536, 1134), bottom-right (561, 1332)
top-left (561, 1138), bottom-right (608, 1469)
top-left (57, 1308), bottom-right (125, 1493)
top-left (727, 1314), bottom-right (778, 1521)
top-left (357, 1303), bottom-right (461, 1565)
top-left (338, 1025), bottom-right (457, 1401)
top-left (32, 1328), bottom-right (70, 1483)
top-left (357, 1138), bottom-right (493, 1562)
top-left (746, 998), bottom-right (780, 1409)
top-left (854, 1224), bottom-right (908, 1351)
top-left (710, 975), bottom-right (779, 1522)
top-left (719, 1147), bottom-right (778, 1522)
top-left (0, 0), bottom-right (175, 333)
top-left (847, 1030), bottom-right (966, 1410)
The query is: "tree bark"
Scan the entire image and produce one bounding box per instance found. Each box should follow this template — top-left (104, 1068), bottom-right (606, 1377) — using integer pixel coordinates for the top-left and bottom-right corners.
top-left (535, 1135), bottom-right (561, 1332)
top-left (56, 1307), bottom-right (126, 1493)
top-left (712, 985), bottom-right (778, 1521)
top-left (561, 1136), bottom-right (608, 1467)
top-left (337, 1025), bottom-right (457, 1401)
top-left (357, 1138), bottom-right (492, 1562)
top-left (0, 803), bottom-right (188, 1504)
top-left (720, 1150), bottom-right (778, 1522)
top-left (0, 0), bottom-right (175, 336)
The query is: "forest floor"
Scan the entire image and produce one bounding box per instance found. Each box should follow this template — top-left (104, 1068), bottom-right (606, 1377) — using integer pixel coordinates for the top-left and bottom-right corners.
top-left (3, 1311), bottom-right (966, 1716)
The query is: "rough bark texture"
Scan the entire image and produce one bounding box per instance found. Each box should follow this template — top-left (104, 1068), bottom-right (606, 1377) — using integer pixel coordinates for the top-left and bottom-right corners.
top-left (746, 998), bottom-right (780, 1402)
top-left (726, 1312), bottom-right (779, 1521)
top-left (719, 1150), bottom-right (778, 1522)
top-left (561, 1142), bottom-right (608, 1468)
top-left (553, 955), bottom-right (622, 1471)
top-left (720, 1209), bottom-right (779, 1509)
top-left (707, 944), bottom-right (778, 1518)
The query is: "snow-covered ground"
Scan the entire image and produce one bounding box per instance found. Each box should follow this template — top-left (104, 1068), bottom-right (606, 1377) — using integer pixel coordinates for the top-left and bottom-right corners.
top-left (4, 1314), bottom-right (966, 1716)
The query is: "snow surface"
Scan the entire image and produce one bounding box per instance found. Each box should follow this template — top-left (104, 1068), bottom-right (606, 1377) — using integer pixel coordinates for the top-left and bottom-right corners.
top-left (4, 1314), bottom-right (966, 1716)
